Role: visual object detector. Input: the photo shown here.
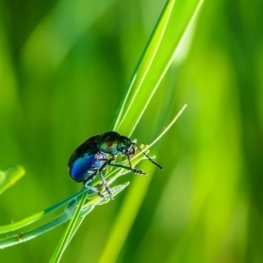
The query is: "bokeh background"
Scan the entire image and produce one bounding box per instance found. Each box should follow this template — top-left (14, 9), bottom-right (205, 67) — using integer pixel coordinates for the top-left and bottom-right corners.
top-left (1, 0), bottom-right (263, 262)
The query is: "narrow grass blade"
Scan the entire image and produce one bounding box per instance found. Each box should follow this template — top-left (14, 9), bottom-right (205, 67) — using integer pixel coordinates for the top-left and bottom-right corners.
top-left (0, 165), bottom-right (25, 196)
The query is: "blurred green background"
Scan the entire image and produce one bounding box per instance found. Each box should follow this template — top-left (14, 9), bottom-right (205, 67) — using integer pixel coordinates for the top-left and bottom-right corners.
top-left (1, 0), bottom-right (263, 262)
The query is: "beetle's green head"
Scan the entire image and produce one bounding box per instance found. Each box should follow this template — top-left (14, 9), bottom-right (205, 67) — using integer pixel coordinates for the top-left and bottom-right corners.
top-left (99, 131), bottom-right (134, 157)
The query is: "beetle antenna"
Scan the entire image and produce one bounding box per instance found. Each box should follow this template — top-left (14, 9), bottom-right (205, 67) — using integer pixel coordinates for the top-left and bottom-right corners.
top-left (136, 144), bottom-right (163, 170)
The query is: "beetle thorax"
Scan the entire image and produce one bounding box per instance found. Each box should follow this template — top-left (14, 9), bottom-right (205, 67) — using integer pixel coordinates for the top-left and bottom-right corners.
top-left (99, 131), bottom-right (120, 155)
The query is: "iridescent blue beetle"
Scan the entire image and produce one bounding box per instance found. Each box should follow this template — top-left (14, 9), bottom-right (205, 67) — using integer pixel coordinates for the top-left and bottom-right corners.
top-left (68, 131), bottom-right (162, 199)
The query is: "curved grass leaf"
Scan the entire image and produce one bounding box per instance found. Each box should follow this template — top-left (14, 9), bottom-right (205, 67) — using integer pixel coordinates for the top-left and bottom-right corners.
top-left (0, 165), bottom-right (25, 196)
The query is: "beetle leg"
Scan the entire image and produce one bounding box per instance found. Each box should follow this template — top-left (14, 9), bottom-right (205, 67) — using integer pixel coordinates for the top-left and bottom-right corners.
top-left (83, 175), bottom-right (105, 199)
top-left (96, 156), bottom-right (115, 200)
top-left (99, 171), bottom-right (112, 200)
top-left (108, 154), bottom-right (146, 174)
top-left (84, 182), bottom-right (105, 199)
top-left (107, 162), bottom-right (146, 175)
top-left (99, 156), bottom-right (115, 171)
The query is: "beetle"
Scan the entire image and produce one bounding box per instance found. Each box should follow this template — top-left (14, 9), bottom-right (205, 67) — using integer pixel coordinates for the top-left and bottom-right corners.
top-left (68, 131), bottom-right (162, 199)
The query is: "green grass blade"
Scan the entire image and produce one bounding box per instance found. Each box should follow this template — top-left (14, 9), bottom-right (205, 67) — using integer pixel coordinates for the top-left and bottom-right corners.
top-left (113, 0), bottom-right (204, 137)
top-left (0, 188), bottom-right (88, 234)
top-left (0, 165), bottom-right (25, 196)
top-left (49, 192), bottom-right (87, 263)
top-left (49, 182), bottom-right (130, 262)
top-left (101, 0), bottom-right (204, 261)
top-left (99, 105), bottom-right (187, 263)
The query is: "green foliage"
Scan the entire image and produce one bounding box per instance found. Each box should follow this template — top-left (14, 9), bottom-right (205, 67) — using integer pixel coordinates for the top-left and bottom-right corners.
top-left (0, 165), bottom-right (25, 196)
top-left (1, 0), bottom-right (263, 262)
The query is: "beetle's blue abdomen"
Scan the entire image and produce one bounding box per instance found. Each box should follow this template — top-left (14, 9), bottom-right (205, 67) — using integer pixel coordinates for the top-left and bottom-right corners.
top-left (69, 152), bottom-right (106, 182)
top-left (68, 135), bottom-right (106, 183)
